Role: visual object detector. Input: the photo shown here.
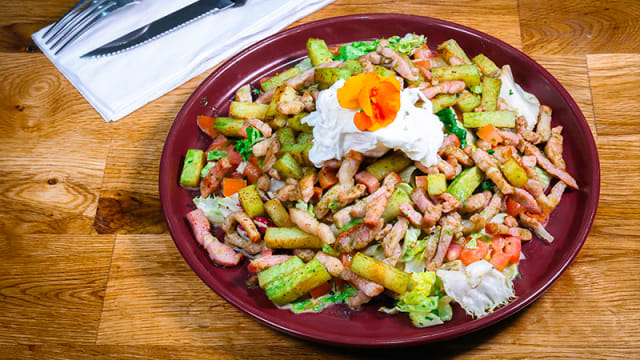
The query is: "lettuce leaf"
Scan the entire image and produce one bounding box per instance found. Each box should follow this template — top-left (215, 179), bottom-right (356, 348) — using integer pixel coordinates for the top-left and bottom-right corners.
top-left (387, 33), bottom-right (427, 56)
top-left (333, 33), bottom-right (427, 61)
top-left (380, 272), bottom-right (453, 328)
top-left (193, 193), bottom-right (242, 226)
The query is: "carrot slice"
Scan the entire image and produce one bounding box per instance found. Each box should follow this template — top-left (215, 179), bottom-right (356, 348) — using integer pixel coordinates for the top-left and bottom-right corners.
top-left (328, 46), bottom-right (340, 56)
top-left (476, 124), bottom-right (503, 146)
top-left (309, 281), bottom-right (331, 298)
top-left (222, 178), bottom-right (247, 197)
top-left (197, 115), bottom-right (218, 138)
top-left (318, 167), bottom-right (338, 189)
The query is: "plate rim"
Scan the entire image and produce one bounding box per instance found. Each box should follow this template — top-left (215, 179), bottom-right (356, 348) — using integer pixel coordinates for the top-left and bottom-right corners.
top-left (159, 13), bottom-right (600, 347)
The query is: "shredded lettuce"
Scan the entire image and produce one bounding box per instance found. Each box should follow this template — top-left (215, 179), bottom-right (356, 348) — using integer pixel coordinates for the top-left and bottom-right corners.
top-left (295, 200), bottom-right (315, 218)
top-left (437, 260), bottom-right (515, 318)
top-left (289, 284), bottom-right (358, 313)
top-left (400, 227), bottom-right (423, 262)
top-left (340, 217), bottom-right (363, 232)
top-left (200, 162), bottom-right (215, 178)
top-left (193, 193), bottom-right (242, 226)
top-left (334, 40), bottom-right (379, 61)
top-left (380, 272), bottom-right (453, 327)
top-left (387, 33), bottom-right (427, 56)
top-left (322, 243), bottom-right (339, 257)
top-left (207, 150), bottom-right (226, 161)
top-left (333, 33), bottom-right (427, 61)
top-left (235, 127), bottom-right (263, 161)
top-left (437, 108), bottom-right (468, 148)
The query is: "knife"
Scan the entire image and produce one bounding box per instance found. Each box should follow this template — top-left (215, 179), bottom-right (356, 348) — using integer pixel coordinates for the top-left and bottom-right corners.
top-left (81, 0), bottom-right (244, 58)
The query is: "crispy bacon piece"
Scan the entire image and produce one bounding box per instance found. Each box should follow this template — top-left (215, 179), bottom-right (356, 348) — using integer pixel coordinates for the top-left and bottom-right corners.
top-left (186, 209), bottom-right (242, 266)
top-left (248, 254), bottom-right (292, 273)
top-left (355, 170), bottom-right (380, 193)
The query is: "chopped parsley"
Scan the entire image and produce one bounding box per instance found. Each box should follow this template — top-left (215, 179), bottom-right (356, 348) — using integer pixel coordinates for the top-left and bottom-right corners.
top-left (465, 237), bottom-right (477, 249)
top-left (290, 285), bottom-right (358, 313)
top-left (339, 218), bottom-right (363, 232)
top-left (436, 108), bottom-right (467, 148)
top-left (234, 126), bottom-right (262, 161)
top-left (207, 150), bottom-right (227, 161)
top-left (516, 273), bottom-right (522, 279)
top-left (508, 89), bottom-right (514, 96)
top-left (333, 34), bottom-right (426, 61)
top-left (328, 200), bottom-right (341, 213)
top-left (487, 149), bottom-right (495, 155)
top-left (251, 88), bottom-right (261, 95)
top-left (478, 179), bottom-right (494, 192)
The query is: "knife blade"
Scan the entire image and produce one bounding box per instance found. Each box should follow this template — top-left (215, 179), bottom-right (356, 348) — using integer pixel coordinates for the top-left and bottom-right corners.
top-left (81, 0), bottom-right (236, 58)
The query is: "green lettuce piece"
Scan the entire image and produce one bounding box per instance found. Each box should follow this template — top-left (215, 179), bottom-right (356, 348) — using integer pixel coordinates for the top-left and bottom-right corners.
top-left (387, 33), bottom-right (427, 56)
top-left (333, 33), bottom-right (427, 62)
top-left (334, 40), bottom-right (379, 61)
top-left (290, 284), bottom-right (358, 313)
top-left (380, 272), bottom-right (453, 328)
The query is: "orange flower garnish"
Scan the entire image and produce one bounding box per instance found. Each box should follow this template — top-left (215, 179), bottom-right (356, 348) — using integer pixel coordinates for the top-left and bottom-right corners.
top-left (337, 72), bottom-right (401, 132)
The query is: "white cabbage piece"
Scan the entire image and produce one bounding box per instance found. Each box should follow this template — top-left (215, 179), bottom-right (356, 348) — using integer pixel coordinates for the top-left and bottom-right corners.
top-left (193, 193), bottom-right (242, 226)
top-left (499, 65), bottom-right (540, 130)
top-left (437, 260), bottom-right (515, 318)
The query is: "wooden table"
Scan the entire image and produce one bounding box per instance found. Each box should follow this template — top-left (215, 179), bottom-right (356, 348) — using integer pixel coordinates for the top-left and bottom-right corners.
top-left (1, 0), bottom-right (639, 358)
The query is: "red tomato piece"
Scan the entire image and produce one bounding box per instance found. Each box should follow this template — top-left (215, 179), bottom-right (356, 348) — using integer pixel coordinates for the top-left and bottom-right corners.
top-left (506, 198), bottom-right (526, 217)
top-left (206, 134), bottom-right (229, 152)
top-left (459, 239), bottom-right (490, 265)
top-left (490, 251), bottom-right (511, 271)
top-left (446, 243), bottom-right (463, 262)
top-left (503, 236), bottom-right (522, 263)
top-left (309, 281), bottom-right (331, 298)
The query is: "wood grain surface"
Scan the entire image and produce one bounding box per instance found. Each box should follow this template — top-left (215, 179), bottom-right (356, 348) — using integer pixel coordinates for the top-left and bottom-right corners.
top-left (1, 0), bottom-right (638, 358)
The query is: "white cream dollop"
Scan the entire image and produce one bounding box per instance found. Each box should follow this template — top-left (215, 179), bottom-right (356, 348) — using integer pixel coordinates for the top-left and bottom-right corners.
top-left (499, 65), bottom-right (540, 130)
top-left (302, 79), bottom-right (444, 168)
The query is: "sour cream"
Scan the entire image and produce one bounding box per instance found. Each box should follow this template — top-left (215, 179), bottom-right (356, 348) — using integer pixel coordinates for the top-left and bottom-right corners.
top-left (499, 65), bottom-right (540, 130)
top-left (302, 79), bottom-right (444, 168)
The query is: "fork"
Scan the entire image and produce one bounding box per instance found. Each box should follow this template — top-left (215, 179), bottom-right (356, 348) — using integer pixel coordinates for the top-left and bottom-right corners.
top-left (42, 0), bottom-right (140, 55)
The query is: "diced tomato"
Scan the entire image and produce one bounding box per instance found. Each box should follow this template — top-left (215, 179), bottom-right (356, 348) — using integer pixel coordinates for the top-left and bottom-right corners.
top-left (222, 178), bottom-right (247, 197)
top-left (238, 122), bottom-right (250, 139)
top-left (503, 236), bottom-right (521, 262)
top-left (206, 133), bottom-right (229, 152)
top-left (490, 251), bottom-right (511, 271)
top-left (491, 236), bottom-right (505, 253)
top-left (197, 115), bottom-right (218, 138)
top-left (414, 59), bottom-right (431, 73)
top-left (309, 281), bottom-right (331, 298)
top-left (318, 167), bottom-right (338, 189)
top-left (249, 154), bottom-right (260, 166)
top-left (415, 175), bottom-right (429, 190)
top-left (506, 198), bottom-right (526, 217)
top-left (244, 162), bottom-right (262, 184)
top-left (446, 243), bottom-right (463, 262)
top-left (340, 253), bottom-right (353, 267)
top-left (413, 46), bottom-right (432, 60)
top-left (459, 239), bottom-right (490, 265)
top-left (328, 46), bottom-right (340, 56)
top-left (477, 124), bottom-right (504, 146)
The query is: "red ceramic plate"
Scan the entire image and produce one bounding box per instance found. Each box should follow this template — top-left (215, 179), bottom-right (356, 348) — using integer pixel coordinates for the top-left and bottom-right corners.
top-left (159, 14), bottom-right (599, 347)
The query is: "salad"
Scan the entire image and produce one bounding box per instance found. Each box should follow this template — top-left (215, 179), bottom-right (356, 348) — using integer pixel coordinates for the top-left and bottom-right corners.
top-left (179, 34), bottom-right (578, 327)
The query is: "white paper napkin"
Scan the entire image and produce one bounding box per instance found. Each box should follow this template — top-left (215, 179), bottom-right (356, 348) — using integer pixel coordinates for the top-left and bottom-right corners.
top-left (32, 0), bottom-right (334, 122)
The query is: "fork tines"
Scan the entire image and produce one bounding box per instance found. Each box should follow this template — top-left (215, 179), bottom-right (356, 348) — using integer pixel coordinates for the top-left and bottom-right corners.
top-left (41, 0), bottom-right (136, 55)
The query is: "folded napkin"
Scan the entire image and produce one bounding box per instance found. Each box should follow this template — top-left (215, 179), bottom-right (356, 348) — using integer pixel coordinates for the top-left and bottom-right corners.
top-left (32, 0), bottom-right (334, 122)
